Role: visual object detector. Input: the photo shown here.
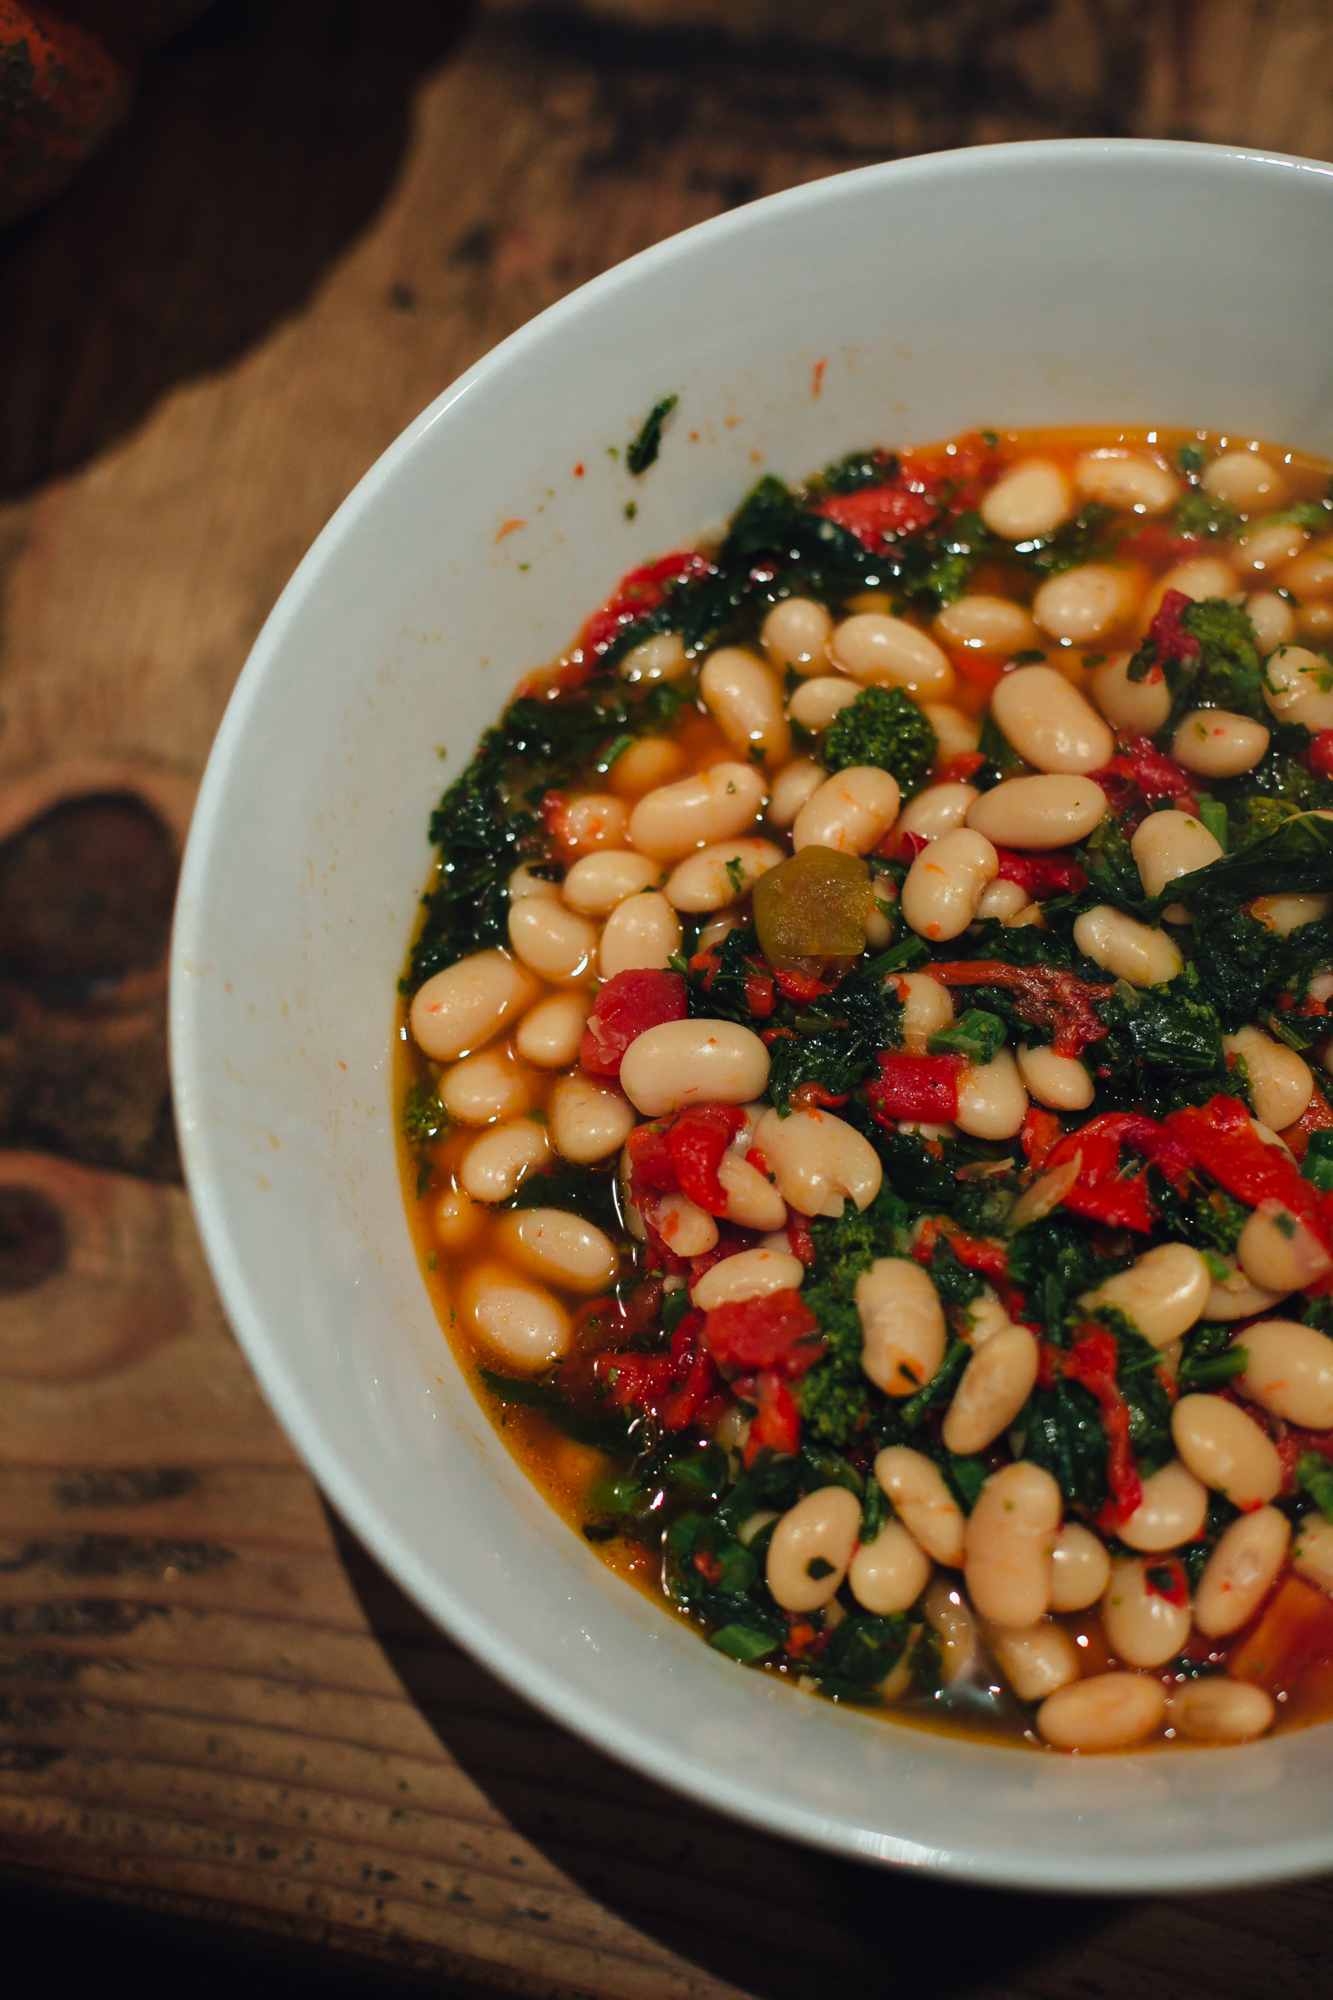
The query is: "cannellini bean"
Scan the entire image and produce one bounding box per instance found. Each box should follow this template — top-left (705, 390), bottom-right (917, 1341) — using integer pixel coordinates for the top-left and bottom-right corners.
top-left (792, 766), bottom-right (900, 855)
top-left (1120, 1459), bottom-right (1209, 1554)
top-left (900, 971), bottom-right (954, 1052)
top-left (1050, 1522), bottom-right (1112, 1611)
top-left (976, 879), bottom-right (1030, 923)
top-left (848, 1520), bottom-right (932, 1615)
top-left (1167, 1678), bottom-right (1275, 1743)
top-left (1144, 556), bottom-right (1238, 623)
top-left (497, 1208), bottom-right (619, 1293)
top-left (766, 1486), bottom-right (861, 1612)
top-left (1234, 1317), bottom-right (1333, 1428)
top-left (439, 1048), bottom-right (531, 1124)
top-left (967, 774), bottom-right (1107, 849)
top-left (1237, 1205), bottom-right (1332, 1296)
top-left (966, 1289), bottom-right (1013, 1346)
top-left (896, 781), bottom-right (979, 844)
top-left (874, 1446), bottom-right (965, 1566)
top-left (941, 1324), bottom-right (1039, 1453)
top-left (699, 647), bottom-right (791, 766)
top-left (464, 1266), bottom-right (571, 1366)
top-left (964, 1461), bottom-right (1061, 1630)
top-left (1017, 1043), bottom-right (1095, 1112)
top-left (922, 703), bottom-right (981, 762)
top-left (1246, 590), bottom-right (1297, 656)
top-left (1222, 1024), bottom-right (1313, 1130)
top-left (1204, 1254), bottom-right (1290, 1322)
top-left (1280, 545), bottom-right (1333, 604)
top-left (692, 1247), bottom-right (804, 1311)
top-left (1080, 1243), bottom-right (1211, 1349)
top-left (935, 594), bottom-right (1039, 655)
top-left (1172, 708), bottom-right (1270, 778)
top-left (1252, 891), bottom-right (1333, 935)
top-left (563, 849), bottom-right (663, 914)
top-left (954, 1047), bottom-right (1029, 1141)
top-left (549, 1074), bottom-right (635, 1163)
top-left (561, 794), bottom-right (630, 852)
top-left (901, 827), bottom-right (998, 941)
top-left (1202, 450), bottom-right (1284, 511)
top-left (754, 1106), bottom-right (882, 1219)
top-left (665, 837), bottom-right (785, 912)
top-left (651, 1191), bottom-right (718, 1258)
top-left (1171, 1393), bottom-right (1282, 1506)
top-left (619, 631), bottom-right (689, 682)
top-left (1131, 809), bottom-right (1223, 901)
top-left (434, 1185), bottom-right (483, 1250)
top-left (410, 951), bottom-right (539, 1061)
top-left (716, 1151), bottom-right (788, 1232)
top-left (786, 676), bottom-right (861, 730)
top-left (1032, 565), bottom-right (1136, 643)
top-left (762, 596), bottom-right (833, 674)
top-left (1091, 649), bottom-right (1171, 733)
top-left (459, 1118), bottom-right (550, 1202)
top-left (621, 1019), bottom-right (770, 1117)
top-left (1237, 520), bottom-right (1307, 574)
top-left (1293, 1513), bottom-right (1333, 1594)
top-left (598, 891), bottom-right (681, 976)
top-left (985, 1619), bottom-right (1080, 1701)
top-left (766, 758), bottom-right (825, 828)
top-left (1076, 448), bottom-right (1178, 514)
top-left (991, 666), bottom-right (1115, 775)
top-left (509, 863), bottom-right (561, 901)
top-left (922, 1582), bottom-right (986, 1688)
top-left (830, 613), bottom-right (955, 699)
top-left (1073, 905), bottom-right (1183, 986)
top-left (1038, 1672), bottom-right (1166, 1751)
top-left (628, 761), bottom-right (767, 861)
top-left (515, 992), bottom-right (591, 1069)
top-left (1263, 645), bottom-right (1333, 731)
top-left (980, 459), bottom-right (1072, 541)
top-left (608, 736), bottom-right (683, 795)
top-left (856, 1256), bottom-right (946, 1397)
top-left (1194, 1505), bottom-right (1290, 1638)
top-left (508, 899), bottom-right (597, 980)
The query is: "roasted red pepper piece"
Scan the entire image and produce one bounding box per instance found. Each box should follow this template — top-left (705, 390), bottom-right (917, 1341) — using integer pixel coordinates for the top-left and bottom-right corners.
top-left (1063, 1322), bottom-right (1143, 1532)
top-left (1281, 1085), bottom-right (1333, 1162)
top-left (815, 479), bottom-right (938, 548)
top-left (579, 551), bottom-right (712, 661)
top-left (745, 1370), bottom-right (802, 1463)
top-left (927, 959), bottom-right (1115, 1059)
top-left (702, 1288), bottom-right (823, 1379)
top-left (1043, 1111), bottom-right (1193, 1234)
top-left (772, 965), bottom-right (833, 1005)
top-left (992, 847), bottom-right (1087, 897)
top-left (581, 968), bottom-right (687, 1077)
top-left (1165, 1093), bottom-right (1333, 1254)
top-left (1021, 1105), bottom-right (1063, 1169)
top-left (1091, 733), bottom-right (1199, 817)
top-left (867, 1050), bottom-right (965, 1124)
top-left (1146, 588), bottom-right (1201, 667)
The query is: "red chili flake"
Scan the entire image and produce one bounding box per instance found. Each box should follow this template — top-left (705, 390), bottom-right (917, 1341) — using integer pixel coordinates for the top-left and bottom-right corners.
top-left (928, 959), bottom-right (1115, 1060)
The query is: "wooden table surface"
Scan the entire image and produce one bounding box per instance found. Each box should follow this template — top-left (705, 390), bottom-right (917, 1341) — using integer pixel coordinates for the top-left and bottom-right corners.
top-left (4, 2), bottom-right (1333, 1992)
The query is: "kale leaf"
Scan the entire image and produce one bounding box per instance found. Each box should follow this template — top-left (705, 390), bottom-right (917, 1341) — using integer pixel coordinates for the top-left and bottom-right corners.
top-left (627, 393), bottom-right (678, 475)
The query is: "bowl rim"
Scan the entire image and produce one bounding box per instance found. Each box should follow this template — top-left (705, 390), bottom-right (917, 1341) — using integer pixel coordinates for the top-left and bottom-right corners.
top-left (171, 134), bottom-right (1333, 1895)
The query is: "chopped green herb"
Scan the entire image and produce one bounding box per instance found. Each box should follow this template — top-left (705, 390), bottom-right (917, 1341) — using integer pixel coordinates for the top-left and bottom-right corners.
top-left (627, 394), bottom-right (678, 476)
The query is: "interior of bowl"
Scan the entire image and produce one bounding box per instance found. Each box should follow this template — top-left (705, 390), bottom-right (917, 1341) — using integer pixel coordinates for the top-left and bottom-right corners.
top-left (171, 137), bottom-right (1333, 1892)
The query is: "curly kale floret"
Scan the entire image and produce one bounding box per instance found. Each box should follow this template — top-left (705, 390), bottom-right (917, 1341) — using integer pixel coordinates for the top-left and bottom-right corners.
top-left (822, 686), bottom-right (938, 798)
top-left (799, 1189), bottom-right (909, 1446)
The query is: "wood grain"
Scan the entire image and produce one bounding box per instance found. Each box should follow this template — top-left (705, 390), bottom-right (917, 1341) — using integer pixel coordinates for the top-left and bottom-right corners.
top-left (3, 1), bottom-right (1333, 1991)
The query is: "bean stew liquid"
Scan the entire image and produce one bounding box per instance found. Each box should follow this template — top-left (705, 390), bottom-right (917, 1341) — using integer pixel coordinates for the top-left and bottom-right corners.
top-left (398, 427), bottom-right (1333, 1753)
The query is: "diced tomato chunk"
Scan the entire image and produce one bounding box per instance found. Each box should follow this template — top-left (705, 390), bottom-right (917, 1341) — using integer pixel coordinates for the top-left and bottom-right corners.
top-left (744, 1371), bottom-right (801, 1463)
top-left (581, 969), bottom-right (687, 1077)
top-left (702, 1289), bottom-right (823, 1379)
top-left (1309, 730), bottom-right (1333, 780)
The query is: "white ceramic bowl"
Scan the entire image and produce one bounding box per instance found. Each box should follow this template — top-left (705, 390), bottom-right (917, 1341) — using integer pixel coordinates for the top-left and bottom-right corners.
top-left (171, 138), bottom-right (1333, 1892)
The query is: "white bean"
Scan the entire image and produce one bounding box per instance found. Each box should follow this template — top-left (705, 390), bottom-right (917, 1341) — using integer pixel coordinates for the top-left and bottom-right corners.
top-left (1075, 449), bottom-right (1178, 514)
top-left (1016, 1043), bottom-right (1094, 1112)
top-left (856, 1256), bottom-right (946, 1398)
top-left (549, 1074), bottom-right (635, 1163)
top-left (941, 1324), bottom-right (1039, 1453)
top-left (1202, 450), bottom-right (1284, 511)
top-left (1293, 1513), bottom-right (1333, 1595)
top-left (497, 1209), bottom-right (618, 1293)
top-left (923, 1579), bottom-right (985, 1684)
top-left (1131, 809), bottom-right (1223, 901)
top-left (620, 1019), bottom-right (770, 1116)
top-left (1235, 1318), bottom-right (1333, 1429)
top-left (619, 631), bottom-right (689, 682)
top-left (608, 736), bottom-right (683, 795)
top-left (650, 1191), bottom-right (718, 1258)
top-left (896, 782), bottom-right (979, 844)
top-left (830, 613), bottom-right (955, 699)
top-left (766, 1487), bottom-right (861, 1612)
top-left (1119, 1459), bottom-right (1209, 1553)
top-left (691, 1247), bottom-right (804, 1311)
top-left (1081, 1243), bottom-right (1211, 1349)
top-left (439, 1048), bottom-right (531, 1124)
top-left (1252, 892), bottom-right (1333, 935)
top-left (1033, 565), bottom-right (1136, 643)
top-left (508, 898), bottom-right (597, 981)
top-left (459, 1119), bottom-right (550, 1202)
top-left (563, 849), bottom-right (663, 914)
top-left (699, 647), bottom-right (791, 766)
top-left (967, 775), bottom-right (1107, 849)
top-left (1143, 556), bottom-right (1238, 623)
top-left (964, 1461), bottom-right (1061, 1630)
top-left (980, 460), bottom-right (1072, 541)
top-left (1171, 708), bottom-right (1270, 778)
top-left (1280, 546), bottom-right (1333, 606)
top-left (1204, 1254), bottom-right (1291, 1323)
top-left (509, 863), bottom-right (561, 902)
top-left (786, 676), bottom-right (861, 731)
top-left (1171, 1393), bottom-right (1283, 1506)
top-left (848, 1520), bottom-right (932, 1615)
top-left (976, 879), bottom-right (1030, 923)
top-left (762, 596), bottom-right (832, 675)
top-left (1050, 1523), bottom-right (1112, 1611)
top-left (899, 971), bottom-right (954, 1052)
top-left (628, 762), bottom-right (767, 861)
top-left (901, 827), bottom-right (998, 941)
top-left (1237, 1204), bottom-right (1332, 1295)
top-left (1073, 905), bottom-right (1183, 986)
top-left (954, 1047), bottom-right (1029, 1141)
top-left (716, 1151), bottom-right (788, 1233)
top-left (766, 758), bottom-right (826, 828)
top-left (991, 666), bottom-right (1114, 775)
top-left (410, 951), bottom-right (539, 1061)
top-left (753, 1106), bottom-right (882, 1219)
top-left (1263, 645), bottom-right (1333, 731)
top-left (922, 703), bottom-right (981, 762)
top-left (1237, 521), bottom-right (1308, 574)
top-left (561, 794), bottom-right (630, 853)
top-left (1091, 649), bottom-right (1171, 733)
top-left (1037, 1672), bottom-right (1166, 1751)
top-left (515, 992), bottom-right (591, 1069)
top-left (464, 1266), bottom-right (570, 1366)
top-left (873, 1446), bottom-right (965, 1567)
top-left (1194, 1505), bottom-right (1290, 1638)
top-left (1167, 1678), bottom-right (1275, 1743)
top-left (1246, 591), bottom-right (1296, 656)
top-left (665, 837), bottom-right (785, 912)
top-left (934, 595), bottom-right (1039, 656)
top-left (598, 891), bottom-right (681, 976)
top-left (434, 1185), bottom-right (483, 1250)
top-left (985, 1619), bottom-right (1080, 1701)
top-left (792, 766), bottom-right (900, 855)
top-left (1222, 1024), bottom-right (1313, 1131)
